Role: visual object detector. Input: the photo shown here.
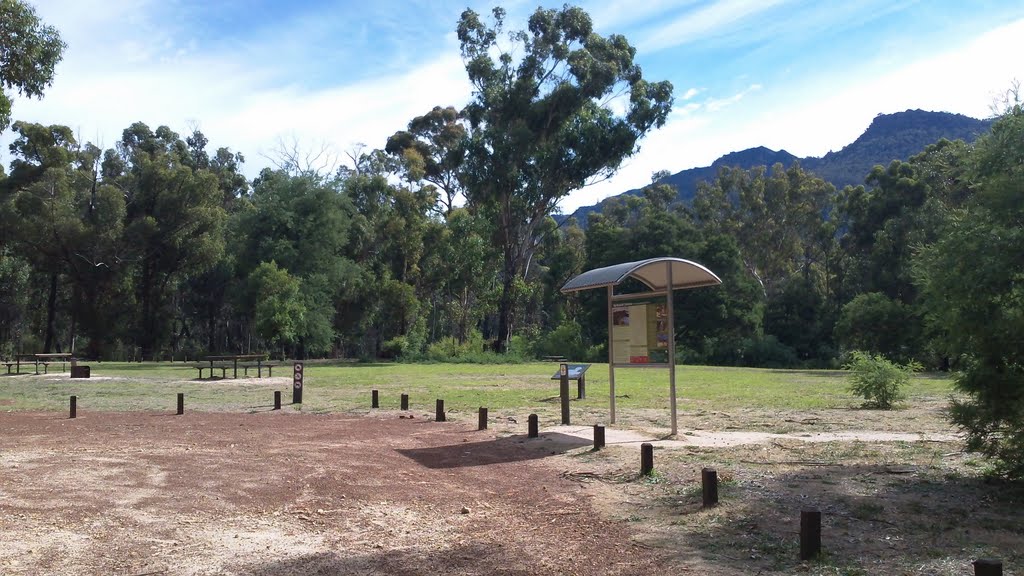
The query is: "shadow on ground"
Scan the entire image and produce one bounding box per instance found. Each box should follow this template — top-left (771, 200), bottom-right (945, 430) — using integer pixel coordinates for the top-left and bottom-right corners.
top-left (642, 460), bottom-right (1024, 574)
top-left (397, 431), bottom-right (591, 469)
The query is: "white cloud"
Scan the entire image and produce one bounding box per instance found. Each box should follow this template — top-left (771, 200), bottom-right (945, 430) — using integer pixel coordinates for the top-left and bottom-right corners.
top-left (3, 1), bottom-right (472, 177)
top-left (560, 17), bottom-right (1024, 212)
top-left (703, 83), bottom-right (761, 112)
top-left (637, 0), bottom-right (793, 53)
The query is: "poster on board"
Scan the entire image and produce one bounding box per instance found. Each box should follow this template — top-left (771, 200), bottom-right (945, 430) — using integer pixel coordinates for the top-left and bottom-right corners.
top-left (612, 301), bottom-right (670, 364)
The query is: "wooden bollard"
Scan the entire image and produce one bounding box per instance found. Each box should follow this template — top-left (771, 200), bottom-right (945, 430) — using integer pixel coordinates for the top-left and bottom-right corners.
top-left (974, 559), bottom-right (1003, 576)
top-left (640, 443), bottom-right (654, 475)
top-left (528, 414), bottom-right (539, 438)
top-left (274, 390), bottom-right (281, 410)
top-left (478, 407), bottom-right (488, 430)
top-left (177, 392), bottom-right (184, 415)
top-left (371, 389), bottom-right (379, 408)
top-left (800, 510), bottom-right (822, 560)
top-left (702, 468), bottom-right (719, 507)
top-left (69, 395), bottom-right (77, 419)
top-left (593, 424), bottom-right (605, 449)
top-left (400, 393), bottom-right (409, 411)
top-left (435, 399), bottom-right (446, 422)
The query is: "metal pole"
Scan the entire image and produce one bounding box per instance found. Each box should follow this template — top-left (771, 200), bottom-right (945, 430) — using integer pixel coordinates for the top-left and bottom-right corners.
top-left (607, 285), bottom-right (616, 424)
top-left (667, 261), bottom-right (677, 436)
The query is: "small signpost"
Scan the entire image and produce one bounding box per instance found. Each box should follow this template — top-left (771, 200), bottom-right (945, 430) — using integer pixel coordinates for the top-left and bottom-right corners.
top-left (549, 364), bottom-right (591, 399)
top-left (292, 362), bottom-right (303, 404)
top-left (559, 363), bottom-right (570, 425)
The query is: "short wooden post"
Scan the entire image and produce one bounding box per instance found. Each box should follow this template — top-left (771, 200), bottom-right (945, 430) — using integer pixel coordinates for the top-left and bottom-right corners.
top-left (593, 424), bottom-right (605, 449)
top-left (577, 373), bottom-right (586, 399)
top-left (177, 392), bottom-right (184, 415)
top-left (559, 363), bottom-right (570, 425)
top-left (371, 389), bottom-right (379, 408)
top-left (478, 407), bottom-right (488, 430)
top-left (528, 414), bottom-right (539, 438)
top-left (291, 362), bottom-right (303, 404)
top-left (974, 559), bottom-right (1003, 576)
top-left (273, 390), bottom-right (281, 410)
top-left (702, 468), bottom-right (719, 507)
top-left (435, 399), bottom-right (446, 422)
top-left (69, 395), bottom-right (76, 419)
top-left (640, 443), bottom-right (654, 476)
top-left (400, 393), bottom-right (409, 411)
top-left (800, 510), bottom-right (822, 560)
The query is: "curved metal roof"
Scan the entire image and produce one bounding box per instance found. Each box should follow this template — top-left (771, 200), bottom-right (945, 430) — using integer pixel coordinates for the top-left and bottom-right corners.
top-left (560, 257), bottom-right (722, 293)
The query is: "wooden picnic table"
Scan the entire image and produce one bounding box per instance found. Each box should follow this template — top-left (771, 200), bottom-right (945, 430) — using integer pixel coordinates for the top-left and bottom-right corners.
top-left (201, 354), bottom-right (269, 379)
top-left (14, 353), bottom-right (73, 374)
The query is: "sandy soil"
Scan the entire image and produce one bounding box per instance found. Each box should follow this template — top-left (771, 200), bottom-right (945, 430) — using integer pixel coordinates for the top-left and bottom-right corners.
top-left (1, 410), bottom-right (669, 575)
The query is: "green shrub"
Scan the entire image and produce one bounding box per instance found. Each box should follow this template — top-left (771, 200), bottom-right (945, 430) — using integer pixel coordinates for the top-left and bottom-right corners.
top-left (844, 350), bottom-right (920, 409)
top-left (380, 336), bottom-right (409, 359)
top-left (533, 320), bottom-right (587, 361)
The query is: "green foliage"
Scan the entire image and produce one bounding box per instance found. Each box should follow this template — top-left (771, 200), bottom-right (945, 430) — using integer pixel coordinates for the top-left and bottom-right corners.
top-left (533, 320), bottom-right (588, 361)
top-left (835, 292), bottom-right (919, 362)
top-left (844, 350), bottom-right (919, 409)
top-left (0, 0), bottom-right (66, 132)
top-left (248, 261), bottom-right (305, 350)
top-left (914, 99), bottom-right (1024, 477)
top-left (457, 4), bottom-right (673, 348)
top-left (0, 248), bottom-right (29, 356)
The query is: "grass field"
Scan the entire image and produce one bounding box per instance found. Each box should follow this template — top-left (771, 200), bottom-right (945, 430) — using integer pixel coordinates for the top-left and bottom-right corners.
top-left (0, 360), bottom-right (955, 428)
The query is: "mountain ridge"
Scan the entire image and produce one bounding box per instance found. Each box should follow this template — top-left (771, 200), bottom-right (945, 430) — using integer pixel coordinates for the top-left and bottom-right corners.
top-left (568, 109), bottom-right (992, 222)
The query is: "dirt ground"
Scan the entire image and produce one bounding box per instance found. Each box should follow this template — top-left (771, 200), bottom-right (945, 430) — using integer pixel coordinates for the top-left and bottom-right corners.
top-left (1, 409), bottom-right (670, 575)
top-left (2, 407), bottom-right (1021, 575)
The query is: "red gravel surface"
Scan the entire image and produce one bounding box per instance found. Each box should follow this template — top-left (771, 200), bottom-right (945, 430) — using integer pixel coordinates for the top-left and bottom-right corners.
top-left (1, 410), bottom-right (668, 575)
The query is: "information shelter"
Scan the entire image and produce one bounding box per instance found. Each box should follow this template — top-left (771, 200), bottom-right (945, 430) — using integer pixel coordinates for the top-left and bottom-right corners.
top-left (560, 257), bottom-right (721, 435)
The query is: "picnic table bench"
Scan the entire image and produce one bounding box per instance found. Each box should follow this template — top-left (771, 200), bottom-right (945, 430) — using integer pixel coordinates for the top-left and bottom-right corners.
top-left (192, 363), bottom-right (232, 379)
top-left (11, 353), bottom-right (72, 375)
top-left (195, 354), bottom-right (270, 379)
top-left (542, 355), bottom-right (568, 362)
top-left (241, 362), bottom-right (278, 377)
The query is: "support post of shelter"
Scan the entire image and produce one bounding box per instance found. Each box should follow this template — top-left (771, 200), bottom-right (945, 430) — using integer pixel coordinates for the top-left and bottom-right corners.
top-left (667, 260), bottom-right (678, 436)
top-left (607, 285), bottom-right (615, 424)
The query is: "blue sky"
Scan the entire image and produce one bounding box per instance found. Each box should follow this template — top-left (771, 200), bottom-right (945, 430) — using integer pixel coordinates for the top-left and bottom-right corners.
top-left (6, 0), bottom-right (1024, 211)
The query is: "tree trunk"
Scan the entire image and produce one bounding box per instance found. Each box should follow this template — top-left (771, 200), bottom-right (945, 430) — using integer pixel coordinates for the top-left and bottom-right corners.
top-left (68, 285), bottom-right (78, 355)
top-left (43, 272), bottom-right (58, 353)
top-left (496, 249), bottom-right (517, 353)
top-left (139, 262), bottom-right (153, 360)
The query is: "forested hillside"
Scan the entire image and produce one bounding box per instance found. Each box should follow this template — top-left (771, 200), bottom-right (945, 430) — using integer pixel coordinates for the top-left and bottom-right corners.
top-left (570, 110), bottom-right (992, 222)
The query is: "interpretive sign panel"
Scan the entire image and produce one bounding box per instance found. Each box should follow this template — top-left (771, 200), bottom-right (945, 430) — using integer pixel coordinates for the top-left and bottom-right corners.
top-left (611, 301), bottom-right (669, 364)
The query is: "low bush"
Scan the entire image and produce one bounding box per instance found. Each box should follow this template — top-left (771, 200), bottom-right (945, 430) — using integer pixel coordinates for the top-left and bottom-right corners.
top-left (844, 350), bottom-right (920, 409)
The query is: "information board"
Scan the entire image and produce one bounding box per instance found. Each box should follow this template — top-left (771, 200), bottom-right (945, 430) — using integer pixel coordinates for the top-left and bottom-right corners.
top-left (611, 301), bottom-right (669, 364)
